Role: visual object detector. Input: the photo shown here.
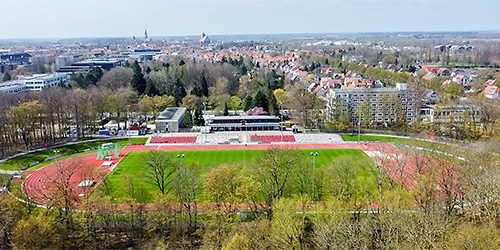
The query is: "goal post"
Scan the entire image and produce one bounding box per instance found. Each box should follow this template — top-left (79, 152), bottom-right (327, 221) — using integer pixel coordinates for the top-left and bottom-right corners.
top-left (96, 143), bottom-right (119, 160)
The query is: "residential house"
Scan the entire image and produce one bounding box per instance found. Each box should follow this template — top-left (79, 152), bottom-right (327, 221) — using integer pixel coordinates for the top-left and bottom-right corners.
top-left (485, 79), bottom-right (496, 86)
top-left (423, 72), bottom-right (436, 81)
top-left (422, 65), bottom-right (439, 73)
top-left (366, 77), bottom-right (383, 88)
top-left (483, 86), bottom-right (500, 99)
top-left (437, 68), bottom-right (451, 76)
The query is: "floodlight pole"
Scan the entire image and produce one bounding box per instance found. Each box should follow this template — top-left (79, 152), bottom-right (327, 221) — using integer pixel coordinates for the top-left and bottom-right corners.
top-left (280, 101), bottom-right (283, 143)
top-left (358, 104), bottom-right (361, 144)
top-left (126, 105), bottom-right (131, 145)
top-left (310, 152), bottom-right (318, 203)
top-left (177, 153), bottom-right (185, 173)
top-left (54, 150), bottom-right (60, 164)
top-left (177, 154), bottom-right (185, 190)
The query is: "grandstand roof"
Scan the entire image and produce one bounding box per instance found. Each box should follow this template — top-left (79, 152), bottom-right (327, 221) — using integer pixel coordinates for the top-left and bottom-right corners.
top-left (211, 115), bottom-right (278, 120)
top-left (155, 107), bottom-right (186, 122)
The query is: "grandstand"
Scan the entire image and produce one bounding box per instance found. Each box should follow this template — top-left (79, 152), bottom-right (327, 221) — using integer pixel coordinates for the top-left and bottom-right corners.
top-left (250, 135), bottom-right (296, 143)
top-left (149, 136), bottom-right (197, 144)
top-left (196, 133), bottom-right (240, 144)
top-left (294, 134), bottom-right (343, 143)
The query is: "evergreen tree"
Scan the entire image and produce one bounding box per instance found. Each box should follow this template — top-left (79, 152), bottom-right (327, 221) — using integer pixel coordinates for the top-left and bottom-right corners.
top-left (194, 108), bottom-right (205, 126)
top-left (131, 61), bottom-right (147, 95)
top-left (201, 76), bottom-right (209, 97)
top-left (239, 64), bottom-right (248, 76)
top-left (223, 103), bottom-right (229, 116)
top-left (85, 66), bottom-right (103, 86)
top-left (268, 91), bottom-right (279, 116)
top-left (2, 72), bottom-right (11, 82)
top-left (145, 79), bottom-right (159, 96)
top-left (252, 91), bottom-right (269, 112)
top-left (243, 95), bottom-right (253, 111)
top-left (179, 59), bottom-right (185, 66)
top-left (183, 109), bottom-right (193, 127)
top-left (173, 79), bottom-right (187, 106)
top-left (191, 85), bottom-right (203, 97)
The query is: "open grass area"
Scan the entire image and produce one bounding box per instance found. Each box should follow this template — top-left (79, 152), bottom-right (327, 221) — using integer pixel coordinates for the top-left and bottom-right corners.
top-left (341, 134), bottom-right (411, 143)
top-left (95, 149), bottom-right (378, 203)
top-left (0, 137), bottom-right (147, 171)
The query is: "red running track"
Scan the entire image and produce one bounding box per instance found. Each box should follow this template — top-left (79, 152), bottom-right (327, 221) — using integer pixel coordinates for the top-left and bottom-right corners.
top-left (21, 142), bottom-right (421, 206)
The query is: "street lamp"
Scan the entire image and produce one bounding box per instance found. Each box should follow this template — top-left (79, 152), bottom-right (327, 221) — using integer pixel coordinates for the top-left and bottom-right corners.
top-left (310, 152), bottom-right (318, 202)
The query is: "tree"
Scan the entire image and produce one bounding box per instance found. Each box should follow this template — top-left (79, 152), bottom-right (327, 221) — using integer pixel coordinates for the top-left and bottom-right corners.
top-left (271, 199), bottom-right (309, 250)
top-left (230, 96), bottom-right (242, 110)
top-left (131, 61), bottom-right (147, 95)
top-left (444, 82), bottom-right (464, 99)
top-left (209, 77), bottom-right (232, 111)
top-left (2, 72), bottom-right (11, 82)
top-left (251, 147), bottom-right (301, 218)
top-left (201, 75), bottom-right (209, 97)
top-left (173, 79), bottom-right (187, 106)
top-left (194, 108), bottom-right (205, 126)
top-left (273, 88), bottom-right (286, 104)
top-left (243, 95), bottom-right (253, 111)
top-left (183, 109), bottom-right (193, 128)
top-left (11, 214), bottom-right (60, 250)
top-left (252, 91), bottom-right (269, 112)
top-left (181, 94), bottom-right (202, 111)
top-left (173, 162), bottom-right (201, 248)
top-left (202, 164), bottom-right (254, 249)
top-left (85, 66), bottom-right (104, 86)
top-left (143, 151), bottom-right (175, 195)
top-left (285, 84), bottom-right (315, 129)
top-left (224, 103), bottom-right (229, 116)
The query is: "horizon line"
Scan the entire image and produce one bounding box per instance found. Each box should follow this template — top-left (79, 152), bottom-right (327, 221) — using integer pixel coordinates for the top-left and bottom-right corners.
top-left (1, 30), bottom-right (500, 42)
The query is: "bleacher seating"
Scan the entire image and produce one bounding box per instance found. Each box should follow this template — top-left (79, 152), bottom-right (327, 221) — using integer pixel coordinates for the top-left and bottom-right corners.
top-left (250, 135), bottom-right (296, 143)
top-left (150, 137), bottom-right (197, 144)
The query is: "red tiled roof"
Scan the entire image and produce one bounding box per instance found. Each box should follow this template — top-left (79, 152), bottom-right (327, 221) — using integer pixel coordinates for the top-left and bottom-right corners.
top-left (483, 86), bottom-right (500, 95)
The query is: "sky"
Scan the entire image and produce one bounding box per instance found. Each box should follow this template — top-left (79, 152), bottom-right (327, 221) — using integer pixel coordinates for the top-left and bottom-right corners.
top-left (1, 0), bottom-right (499, 39)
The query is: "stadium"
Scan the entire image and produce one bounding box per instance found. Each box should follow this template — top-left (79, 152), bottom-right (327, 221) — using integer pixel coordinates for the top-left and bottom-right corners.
top-left (14, 131), bottom-right (434, 207)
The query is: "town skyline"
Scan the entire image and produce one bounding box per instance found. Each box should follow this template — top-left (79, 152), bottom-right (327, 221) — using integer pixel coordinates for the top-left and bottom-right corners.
top-left (1, 0), bottom-right (499, 39)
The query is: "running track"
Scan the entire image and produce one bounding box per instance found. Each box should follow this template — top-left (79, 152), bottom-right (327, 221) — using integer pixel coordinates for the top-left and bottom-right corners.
top-left (21, 142), bottom-right (423, 206)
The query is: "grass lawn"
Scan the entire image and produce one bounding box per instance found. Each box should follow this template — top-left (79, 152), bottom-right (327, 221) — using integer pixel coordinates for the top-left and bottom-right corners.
top-left (341, 134), bottom-right (411, 143)
top-left (0, 137), bottom-right (147, 171)
top-left (95, 149), bottom-right (378, 203)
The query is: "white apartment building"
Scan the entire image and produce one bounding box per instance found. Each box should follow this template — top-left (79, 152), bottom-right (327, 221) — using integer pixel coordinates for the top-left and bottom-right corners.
top-left (325, 83), bottom-right (417, 125)
top-left (0, 73), bottom-right (69, 93)
top-left (19, 73), bottom-right (69, 91)
top-left (420, 104), bottom-right (481, 123)
top-left (0, 80), bottom-right (27, 94)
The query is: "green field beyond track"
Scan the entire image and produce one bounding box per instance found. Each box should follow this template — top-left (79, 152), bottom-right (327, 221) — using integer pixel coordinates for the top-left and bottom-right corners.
top-left (0, 138), bottom-right (147, 171)
top-left (95, 149), bottom-right (378, 203)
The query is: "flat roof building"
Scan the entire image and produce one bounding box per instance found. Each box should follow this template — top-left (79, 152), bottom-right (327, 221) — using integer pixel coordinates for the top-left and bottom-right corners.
top-left (326, 83), bottom-right (417, 125)
top-left (0, 73), bottom-right (69, 93)
top-left (208, 115), bottom-right (280, 131)
top-left (155, 107), bottom-right (187, 132)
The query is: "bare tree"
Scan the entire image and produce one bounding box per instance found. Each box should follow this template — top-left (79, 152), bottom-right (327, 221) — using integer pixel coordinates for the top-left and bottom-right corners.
top-left (143, 151), bottom-right (175, 195)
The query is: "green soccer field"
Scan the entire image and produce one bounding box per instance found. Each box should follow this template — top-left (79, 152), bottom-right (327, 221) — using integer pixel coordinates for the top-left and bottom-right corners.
top-left (94, 148), bottom-right (379, 203)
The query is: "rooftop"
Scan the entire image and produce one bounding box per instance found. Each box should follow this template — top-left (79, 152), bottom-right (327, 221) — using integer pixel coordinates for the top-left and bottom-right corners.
top-left (212, 115), bottom-right (279, 120)
top-left (155, 107), bottom-right (186, 121)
